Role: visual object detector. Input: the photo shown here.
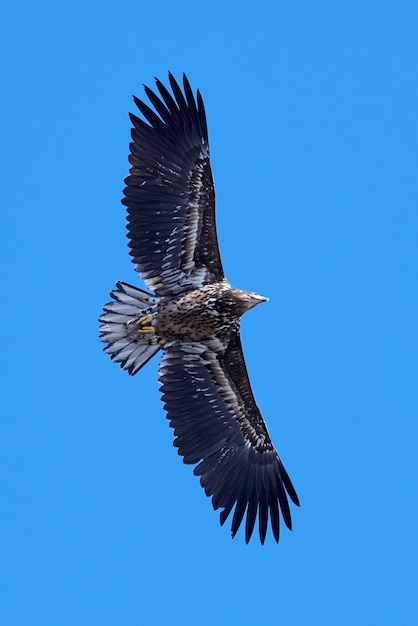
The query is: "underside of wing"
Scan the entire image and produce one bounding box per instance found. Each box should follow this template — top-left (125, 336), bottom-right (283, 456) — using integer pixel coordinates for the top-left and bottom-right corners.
top-left (159, 332), bottom-right (299, 544)
top-left (123, 73), bottom-right (224, 296)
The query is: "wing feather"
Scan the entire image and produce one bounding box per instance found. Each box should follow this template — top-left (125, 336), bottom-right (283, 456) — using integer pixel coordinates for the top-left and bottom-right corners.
top-left (159, 333), bottom-right (299, 544)
top-left (123, 73), bottom-right (224, 295)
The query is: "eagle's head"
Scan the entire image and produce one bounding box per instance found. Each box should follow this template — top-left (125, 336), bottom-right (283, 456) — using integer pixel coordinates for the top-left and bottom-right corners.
top-left (240, 290), bottom-right (268, 310)
top-left (224, 288), bottom-right (268, 317)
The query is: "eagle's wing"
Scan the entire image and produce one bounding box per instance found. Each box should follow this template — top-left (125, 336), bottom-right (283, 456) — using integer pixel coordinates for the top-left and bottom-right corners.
top-left (159, 331), bottom-right (300, 544)
top-left (123, 73), bottom-right (224, 296)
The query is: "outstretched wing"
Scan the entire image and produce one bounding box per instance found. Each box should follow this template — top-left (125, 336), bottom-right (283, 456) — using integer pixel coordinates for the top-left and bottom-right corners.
top-left (159, 332), bottom-right (300, 544)
top-left (123, 73), bottom-right (224, 296)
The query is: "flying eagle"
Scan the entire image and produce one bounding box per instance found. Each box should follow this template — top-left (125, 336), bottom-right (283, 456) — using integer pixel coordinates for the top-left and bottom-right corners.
top-left (99, 73), bottom-right (299, 543)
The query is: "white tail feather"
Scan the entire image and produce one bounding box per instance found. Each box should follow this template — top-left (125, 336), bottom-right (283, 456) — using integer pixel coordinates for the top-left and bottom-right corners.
top-left (99, 281), bottom-right (161, 375)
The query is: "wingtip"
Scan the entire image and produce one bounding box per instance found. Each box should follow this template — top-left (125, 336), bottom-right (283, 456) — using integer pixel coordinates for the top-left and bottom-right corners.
top-left (182, 72), bottom-right (191, 88)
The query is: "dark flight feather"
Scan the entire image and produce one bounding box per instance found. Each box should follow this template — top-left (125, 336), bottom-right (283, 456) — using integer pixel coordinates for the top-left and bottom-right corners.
top-left (123, 73), bottom-right (224, 295)
top-left (159, 332), bottom-right (299, 544)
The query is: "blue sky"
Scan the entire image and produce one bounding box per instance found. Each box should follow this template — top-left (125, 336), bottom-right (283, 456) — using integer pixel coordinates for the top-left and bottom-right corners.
top-left (2, 1), bottom-right (417, 624)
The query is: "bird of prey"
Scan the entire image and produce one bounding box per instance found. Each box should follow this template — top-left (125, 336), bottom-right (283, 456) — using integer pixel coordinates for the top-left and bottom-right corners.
top-left (99, 73), bottom-right (299, 543)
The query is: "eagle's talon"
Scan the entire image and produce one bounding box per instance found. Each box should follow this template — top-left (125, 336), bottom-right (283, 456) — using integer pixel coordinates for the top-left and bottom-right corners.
top-left (137, 314), bottom-right (153, 325)
top-left (137, 326), bottom-right (155, 334)
top-left (133, 313), bottom-right (155, 334)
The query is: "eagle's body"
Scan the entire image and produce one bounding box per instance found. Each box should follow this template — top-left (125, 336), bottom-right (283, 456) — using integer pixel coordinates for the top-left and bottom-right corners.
top-left (99, 73), bottom-right (299, 543)
top-left (155, 282), bottom-right (266, 342)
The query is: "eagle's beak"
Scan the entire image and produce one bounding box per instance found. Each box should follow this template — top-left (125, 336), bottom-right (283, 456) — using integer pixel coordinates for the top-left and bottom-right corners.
top-left (248, 292), bottom-right (269, 308)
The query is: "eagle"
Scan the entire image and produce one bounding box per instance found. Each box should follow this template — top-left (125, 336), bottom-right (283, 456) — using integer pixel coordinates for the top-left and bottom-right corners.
top-left (99, 73), bottom-right (299, 543)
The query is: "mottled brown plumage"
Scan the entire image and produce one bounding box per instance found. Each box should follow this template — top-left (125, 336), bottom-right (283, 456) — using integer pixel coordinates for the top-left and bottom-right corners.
top-left (154, 281), bottom-right (267, 342)
top-left (99, 73), bottom-right (299, 543)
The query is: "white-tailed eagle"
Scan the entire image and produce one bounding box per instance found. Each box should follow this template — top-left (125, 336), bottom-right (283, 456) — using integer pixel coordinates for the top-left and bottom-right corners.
top-left (99, 73), bottom-right (299, 543)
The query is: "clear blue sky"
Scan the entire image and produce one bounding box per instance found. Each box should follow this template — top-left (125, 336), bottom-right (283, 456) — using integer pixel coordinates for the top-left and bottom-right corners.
top-left (2, 1), bottom-right (417, 624)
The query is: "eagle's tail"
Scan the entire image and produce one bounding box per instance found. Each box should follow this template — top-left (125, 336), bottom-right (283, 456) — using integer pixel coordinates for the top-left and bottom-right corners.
top-left (99, 281), bottom-right (161, 375)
